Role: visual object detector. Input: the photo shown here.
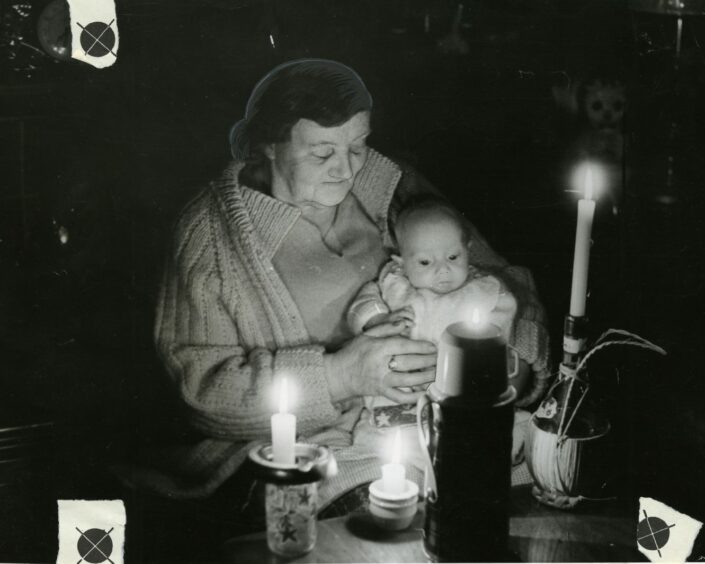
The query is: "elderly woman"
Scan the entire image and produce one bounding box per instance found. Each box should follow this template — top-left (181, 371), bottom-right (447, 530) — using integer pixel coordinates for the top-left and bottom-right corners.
top-left (138, 59), bottom-right (550, 527)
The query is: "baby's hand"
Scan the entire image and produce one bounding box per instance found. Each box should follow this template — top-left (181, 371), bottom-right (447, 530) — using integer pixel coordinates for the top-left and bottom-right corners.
top-left (363, 306), bottom-right (415, 335)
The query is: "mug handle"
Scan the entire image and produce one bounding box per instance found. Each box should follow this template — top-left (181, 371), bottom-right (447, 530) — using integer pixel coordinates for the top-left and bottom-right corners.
top-left (416, 395), bottom-right (438, 499)
top-left (507, 345), bottom-right (520, 379)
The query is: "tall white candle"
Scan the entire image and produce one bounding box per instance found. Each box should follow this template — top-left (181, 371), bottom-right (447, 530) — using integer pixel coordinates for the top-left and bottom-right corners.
top-left (271, 377), bottom-right (296, 465)
top-left (382, 428), bottom-right (406, 495)
top-left (569, 167), bottom-right (596, 317)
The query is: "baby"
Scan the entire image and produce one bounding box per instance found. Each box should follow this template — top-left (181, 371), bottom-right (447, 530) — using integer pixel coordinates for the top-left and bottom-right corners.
top-left (347, 197), bottom-right (517, 428)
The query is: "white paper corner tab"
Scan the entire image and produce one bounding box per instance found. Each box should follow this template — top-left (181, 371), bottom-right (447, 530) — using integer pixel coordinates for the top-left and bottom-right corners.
top-left (67, 0), bottom-right (119, 68)
top-left (637, 496), bottom-right (703, 562)
top-left (57, 500), bottom-right (126, 564)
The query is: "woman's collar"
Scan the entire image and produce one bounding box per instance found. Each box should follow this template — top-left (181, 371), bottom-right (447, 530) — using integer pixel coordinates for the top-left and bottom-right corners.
top-left (214, 148), bottom-right (401, 256)
top-left (211, 161), bottom-right (300, 258)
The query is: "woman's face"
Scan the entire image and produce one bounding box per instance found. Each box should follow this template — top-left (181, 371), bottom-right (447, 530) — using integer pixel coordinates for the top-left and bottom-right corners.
top-left (268, 111), bottom-right (371, 210)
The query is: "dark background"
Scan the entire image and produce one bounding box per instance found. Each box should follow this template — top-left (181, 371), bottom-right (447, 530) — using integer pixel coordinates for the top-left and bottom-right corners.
top-left (1, 0), bottom-right (705, 561)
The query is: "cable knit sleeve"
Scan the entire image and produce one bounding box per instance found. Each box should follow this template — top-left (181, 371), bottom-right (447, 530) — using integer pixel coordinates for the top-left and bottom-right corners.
top-left (154, 195), bottom-right (341, 441)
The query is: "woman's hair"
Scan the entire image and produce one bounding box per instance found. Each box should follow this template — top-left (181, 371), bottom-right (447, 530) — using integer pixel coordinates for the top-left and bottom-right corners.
top-left (392, 195), bottom-right (469, 250)
top-left (232, 59), bottom-right (373, 191)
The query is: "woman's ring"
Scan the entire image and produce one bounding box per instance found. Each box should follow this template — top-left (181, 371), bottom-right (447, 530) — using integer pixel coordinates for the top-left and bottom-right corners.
top-left (388, 356), bottom-right (397, 371)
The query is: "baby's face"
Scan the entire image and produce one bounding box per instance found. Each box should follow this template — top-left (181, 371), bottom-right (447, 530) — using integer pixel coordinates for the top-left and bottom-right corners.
top-left (398, 216), bottom-right (469, 294)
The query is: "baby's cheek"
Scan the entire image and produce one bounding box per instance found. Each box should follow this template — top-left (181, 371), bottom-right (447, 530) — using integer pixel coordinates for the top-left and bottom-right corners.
top-left (453, 265), bottom-right (470, 284)
top-left (407, 269), bottom-right (430, 289)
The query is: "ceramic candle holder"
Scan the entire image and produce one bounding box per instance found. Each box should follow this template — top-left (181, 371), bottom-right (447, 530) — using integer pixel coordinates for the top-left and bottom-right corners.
top-left (368, 479), bottom-right (419, 531)
top-left (248, 443), bottom-right (336, 558)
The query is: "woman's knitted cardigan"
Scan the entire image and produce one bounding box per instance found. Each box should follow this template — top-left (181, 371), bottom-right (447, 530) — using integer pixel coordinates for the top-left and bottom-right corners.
top-left (127, 149), bottom-right (550, 501)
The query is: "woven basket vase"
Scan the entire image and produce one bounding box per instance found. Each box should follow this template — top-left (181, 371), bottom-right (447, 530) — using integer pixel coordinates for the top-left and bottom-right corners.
top-left (525, 413), bottom-right (611, 509)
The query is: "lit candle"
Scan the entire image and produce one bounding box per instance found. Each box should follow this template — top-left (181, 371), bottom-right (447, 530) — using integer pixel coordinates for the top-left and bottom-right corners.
top-left (382, 428), bottom-right (406, 495)
top-left (569, 167), bottom-right (596, 317)
top-left (271, 377), bottom-right (296, 465)
top-left (470, 307), bottom-right (483, 329)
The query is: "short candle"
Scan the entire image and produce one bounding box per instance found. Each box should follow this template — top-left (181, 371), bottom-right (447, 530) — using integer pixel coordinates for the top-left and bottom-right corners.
top-left (271, 377), bottom-right (296, 465)
top-left (382, 428), bottom-right (406, 495)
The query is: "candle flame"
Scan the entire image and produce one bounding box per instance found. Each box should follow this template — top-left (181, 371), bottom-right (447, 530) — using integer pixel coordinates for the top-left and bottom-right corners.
top-left (392, 428), bottom-right (402, 465)
top-left (569, 162), bottom-right (604, 200)
top-left (471, 307), bottom-right (481, 326)
top-left (278, 377), bottom-right (288, 414)
top-left (584, 166), bottom-right (594, 201)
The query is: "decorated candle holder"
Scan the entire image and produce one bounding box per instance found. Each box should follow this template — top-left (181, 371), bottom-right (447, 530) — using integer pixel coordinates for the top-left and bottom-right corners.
top-left (248, 443), bottom-right (336, 558)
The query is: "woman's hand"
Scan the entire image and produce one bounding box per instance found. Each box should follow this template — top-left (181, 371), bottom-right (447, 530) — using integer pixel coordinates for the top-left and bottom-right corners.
top-left (324, 331), bottom-right (436, 405)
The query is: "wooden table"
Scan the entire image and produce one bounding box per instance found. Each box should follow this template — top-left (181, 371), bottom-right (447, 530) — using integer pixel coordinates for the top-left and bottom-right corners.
top-left (222, 485), bottom-right (643, 563)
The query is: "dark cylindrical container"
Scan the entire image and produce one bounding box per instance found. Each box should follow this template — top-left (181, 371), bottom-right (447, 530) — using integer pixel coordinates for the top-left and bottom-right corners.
top-left (435, 322), bottom-right (508, 402)
top-left (422, 396), bottom-right (514, 562)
